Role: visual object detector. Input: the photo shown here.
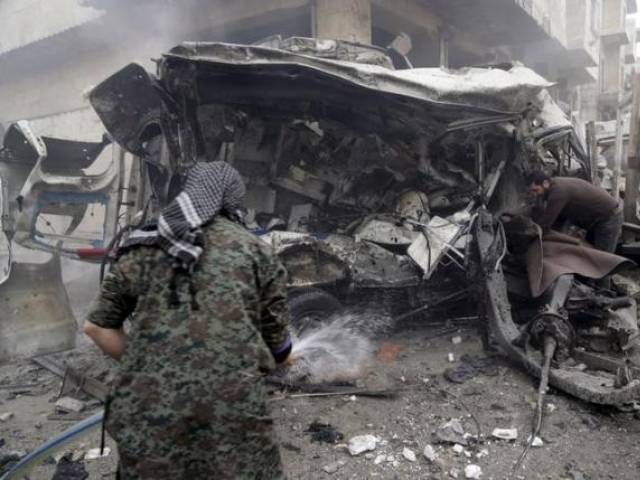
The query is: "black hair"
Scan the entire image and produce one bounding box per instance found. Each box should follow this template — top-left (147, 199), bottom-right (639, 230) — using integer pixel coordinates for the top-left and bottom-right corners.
top-left (525, 170), bottom-right (550, 186)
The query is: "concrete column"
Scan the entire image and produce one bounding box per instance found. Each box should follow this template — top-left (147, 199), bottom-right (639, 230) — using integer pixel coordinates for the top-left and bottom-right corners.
top-left (313, 0), bottom-right (371, 44)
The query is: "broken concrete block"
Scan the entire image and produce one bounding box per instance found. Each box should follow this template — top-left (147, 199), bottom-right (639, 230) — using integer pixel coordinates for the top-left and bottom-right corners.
top-left (402, 447), bottom-right (416, 462)
top-left (55, 397), bottom-right (85, 413)
top-left (0, 412), bottom-right (14, 422)
top-left (423, 444), bottom-right (438, 462)
top-left (491, 428), bottom-right (517, 441)
top-left (84, 448), bottom-right (111, 460)
top-left (465, 464), bottom-right (482, 479)
top-left (347, 434), bottom-right (378, 456)
top-left (436, 419), bottom-right (467, 445)
top-left (452, 444), bottom-right (464, 454)
top-left (322, 461), bottom-right (344, 474)
top-left (374, 454), bottom-right (386, 465)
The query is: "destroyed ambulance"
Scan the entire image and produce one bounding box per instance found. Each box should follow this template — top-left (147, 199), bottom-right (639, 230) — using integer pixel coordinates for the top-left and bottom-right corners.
top-left (5, 37), bottom-right (640, 406)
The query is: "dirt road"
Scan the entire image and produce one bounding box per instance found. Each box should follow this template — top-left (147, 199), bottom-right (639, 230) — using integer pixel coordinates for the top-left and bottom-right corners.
top-left (1, 322), bottom-right (639, 479)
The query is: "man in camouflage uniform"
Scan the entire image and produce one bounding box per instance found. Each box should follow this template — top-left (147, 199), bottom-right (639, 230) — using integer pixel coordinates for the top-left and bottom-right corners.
top-left (84, 162), bottom-right (291, 479)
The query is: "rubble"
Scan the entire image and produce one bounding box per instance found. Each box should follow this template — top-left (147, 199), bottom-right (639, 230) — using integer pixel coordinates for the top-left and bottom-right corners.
top-left (423, 444), bottom-right (438, 462)
top-left (321, 461), bottom-right (345, 474)
top-left (55, 397), bottom-right (86, 414)
top-left (491, 428), bottom-right (518, 441)
top-left (347, 434), bottom-right (378, 456)
top-left (436, 419), bottom-right (468, 445)
top-left (0, 412), bottom-right (14, 422)
top-left (452, 444), bottom-right (464, 454)
top-left (84, 448), bottom-right (111, 460)
top-left (464, 464), bottom-right (483, 479)
top-left (402, 447), bottom-right (416, 462)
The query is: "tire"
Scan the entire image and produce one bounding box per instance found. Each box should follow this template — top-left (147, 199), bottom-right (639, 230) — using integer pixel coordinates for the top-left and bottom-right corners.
top-left (287, 288), bottom-right (343, 335)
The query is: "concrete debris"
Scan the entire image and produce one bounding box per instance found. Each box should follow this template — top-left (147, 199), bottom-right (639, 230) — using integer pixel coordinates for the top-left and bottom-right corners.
top-left (476, 448), bottom-right (489, 458)
top-left (465, 464), bottom-right (483, 479)
top-left (347, 434), bottom-right (378, 456)
top-left (452, 336), bottom-right (463, 345)
top-left (55, 397), bottom-right (86, 413)
top-left (491, 428), bottom-right (518, 441)
top-left (322, 461), bottom-right (345, 474)
top-left (364, 453), bottom-right (375, 460)
top-left (436, 419), bottom-right (467, 445)
top-left (0, 412), bottom-right (14, 422)
top-left (449, 468), bottom-right (460, 478)
top-left (423, 444), bottom-right (438, 462)
top-left (84, 448), bottom-right (111, 460)
top-left (402, 447), bottom-right (416, 462)
top-left (452, 444), bottom-right (464, 454)
top-left (374, 454), bottom-right (386, 465)
top-left (448, 353), bottom-right (456, 363)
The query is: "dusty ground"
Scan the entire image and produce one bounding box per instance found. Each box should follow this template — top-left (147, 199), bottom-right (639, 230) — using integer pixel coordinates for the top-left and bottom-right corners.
top-left (1, 321), bottom-right (640, 480)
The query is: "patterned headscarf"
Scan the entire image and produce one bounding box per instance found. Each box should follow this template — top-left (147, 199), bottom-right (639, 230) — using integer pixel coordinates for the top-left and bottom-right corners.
top-left (123, 161), bottom-right (246, 269)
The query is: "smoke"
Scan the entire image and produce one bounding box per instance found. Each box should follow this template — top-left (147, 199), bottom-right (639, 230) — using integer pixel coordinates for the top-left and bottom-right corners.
top-left (283, 311), bottom-right (392, 384)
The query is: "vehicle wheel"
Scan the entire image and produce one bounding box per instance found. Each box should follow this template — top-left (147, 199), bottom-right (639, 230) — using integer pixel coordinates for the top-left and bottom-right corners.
top-left (288, 288), bottom-right (343, 335)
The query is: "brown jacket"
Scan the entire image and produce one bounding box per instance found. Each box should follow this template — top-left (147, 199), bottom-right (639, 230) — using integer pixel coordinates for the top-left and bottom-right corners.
top-left (537, 177), bottom-right (617, 231)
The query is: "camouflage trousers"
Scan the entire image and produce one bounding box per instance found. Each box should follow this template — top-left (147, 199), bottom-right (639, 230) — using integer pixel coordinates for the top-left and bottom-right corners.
top-left (106, 374), bottom-right (285, 480)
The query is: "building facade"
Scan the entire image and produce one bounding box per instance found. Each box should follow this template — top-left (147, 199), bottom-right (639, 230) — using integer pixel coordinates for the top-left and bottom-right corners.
top-left (0, 0), bottom-right (637, 142)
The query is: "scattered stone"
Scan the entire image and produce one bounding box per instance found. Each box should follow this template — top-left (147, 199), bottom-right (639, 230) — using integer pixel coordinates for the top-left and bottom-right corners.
top-left (348, 395), bottom-right (357, 402)
top-left (452, 336), bottom-right (462, 345)
top-left (402, 447), bottom-right (416, 462)
top-left (374, 454), bottom-right (386, 465)
top-left (452, 444), bottom-right (464, 454)
top-left (546, 403), bottom-right (557, 413)
top-left (322, 461), bottom-right (344, 474)
top-left (400, 375), bottom-right (406, 383)
top-left (0, 412), bottom-right (14, 422)
top-left (526, 436), bottom-right (544, 447)
top-left (491, 428), bottom-right (518, 441)
top-left (347, 434), bottom-right (378, 456)
top-left (364, 453), bottom-right (375, 460)
top-left (476, 448), bottom-right (489, 458)
top-left (465, 464), bottom-right (482, 479)
top-left (55, 397), bottom-right (85, 414)
top-left (423, 444), bottom-right (438, 462)
top-left (436, 419), bottom-right (467, 445)
top-left (448, 353), bottom-right (456, 363)
top-left (449, 468), bottom-right (459, 478)
top-left (305, 422), bottom-right (344, 444)
top-left (84, 448), bottom-right (111, 460)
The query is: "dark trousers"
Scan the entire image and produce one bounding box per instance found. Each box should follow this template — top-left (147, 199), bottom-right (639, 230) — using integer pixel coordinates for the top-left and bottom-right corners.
top-left (590, 210), bottom-right (623, 253)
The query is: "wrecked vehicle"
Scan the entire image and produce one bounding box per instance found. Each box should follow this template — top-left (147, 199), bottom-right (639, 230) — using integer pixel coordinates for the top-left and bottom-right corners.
top-left (0, 121), bottom-right (120, 361)
top-left (86, 36), bottom-right (640, 406)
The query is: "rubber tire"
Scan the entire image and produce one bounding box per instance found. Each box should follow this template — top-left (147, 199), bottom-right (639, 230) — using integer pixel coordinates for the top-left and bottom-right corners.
top-left (288, 288), bottom-right (343, 335)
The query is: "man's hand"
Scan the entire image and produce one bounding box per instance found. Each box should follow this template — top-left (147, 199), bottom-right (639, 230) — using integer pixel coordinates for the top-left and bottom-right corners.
top-left (83, 321), bottom-right (127, 360)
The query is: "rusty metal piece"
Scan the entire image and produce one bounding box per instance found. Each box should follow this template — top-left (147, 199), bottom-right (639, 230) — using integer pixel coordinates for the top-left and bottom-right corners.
top-left (32, 355), bottom-right (109, 402)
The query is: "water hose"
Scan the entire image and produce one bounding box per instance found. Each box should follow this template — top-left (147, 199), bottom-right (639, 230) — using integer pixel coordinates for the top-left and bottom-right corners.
top-left (511, 336), bottom-right (557, 476)
top-left (1, 411), bottom-right (104, 480)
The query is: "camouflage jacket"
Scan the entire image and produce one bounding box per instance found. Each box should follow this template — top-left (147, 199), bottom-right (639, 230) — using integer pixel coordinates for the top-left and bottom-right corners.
top-left (87, 216), bottom-right (291, 375)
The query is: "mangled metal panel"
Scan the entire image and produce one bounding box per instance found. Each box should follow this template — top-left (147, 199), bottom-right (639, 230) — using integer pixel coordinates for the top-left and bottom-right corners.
top-left (1, 121), bottom-right (120, 261)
